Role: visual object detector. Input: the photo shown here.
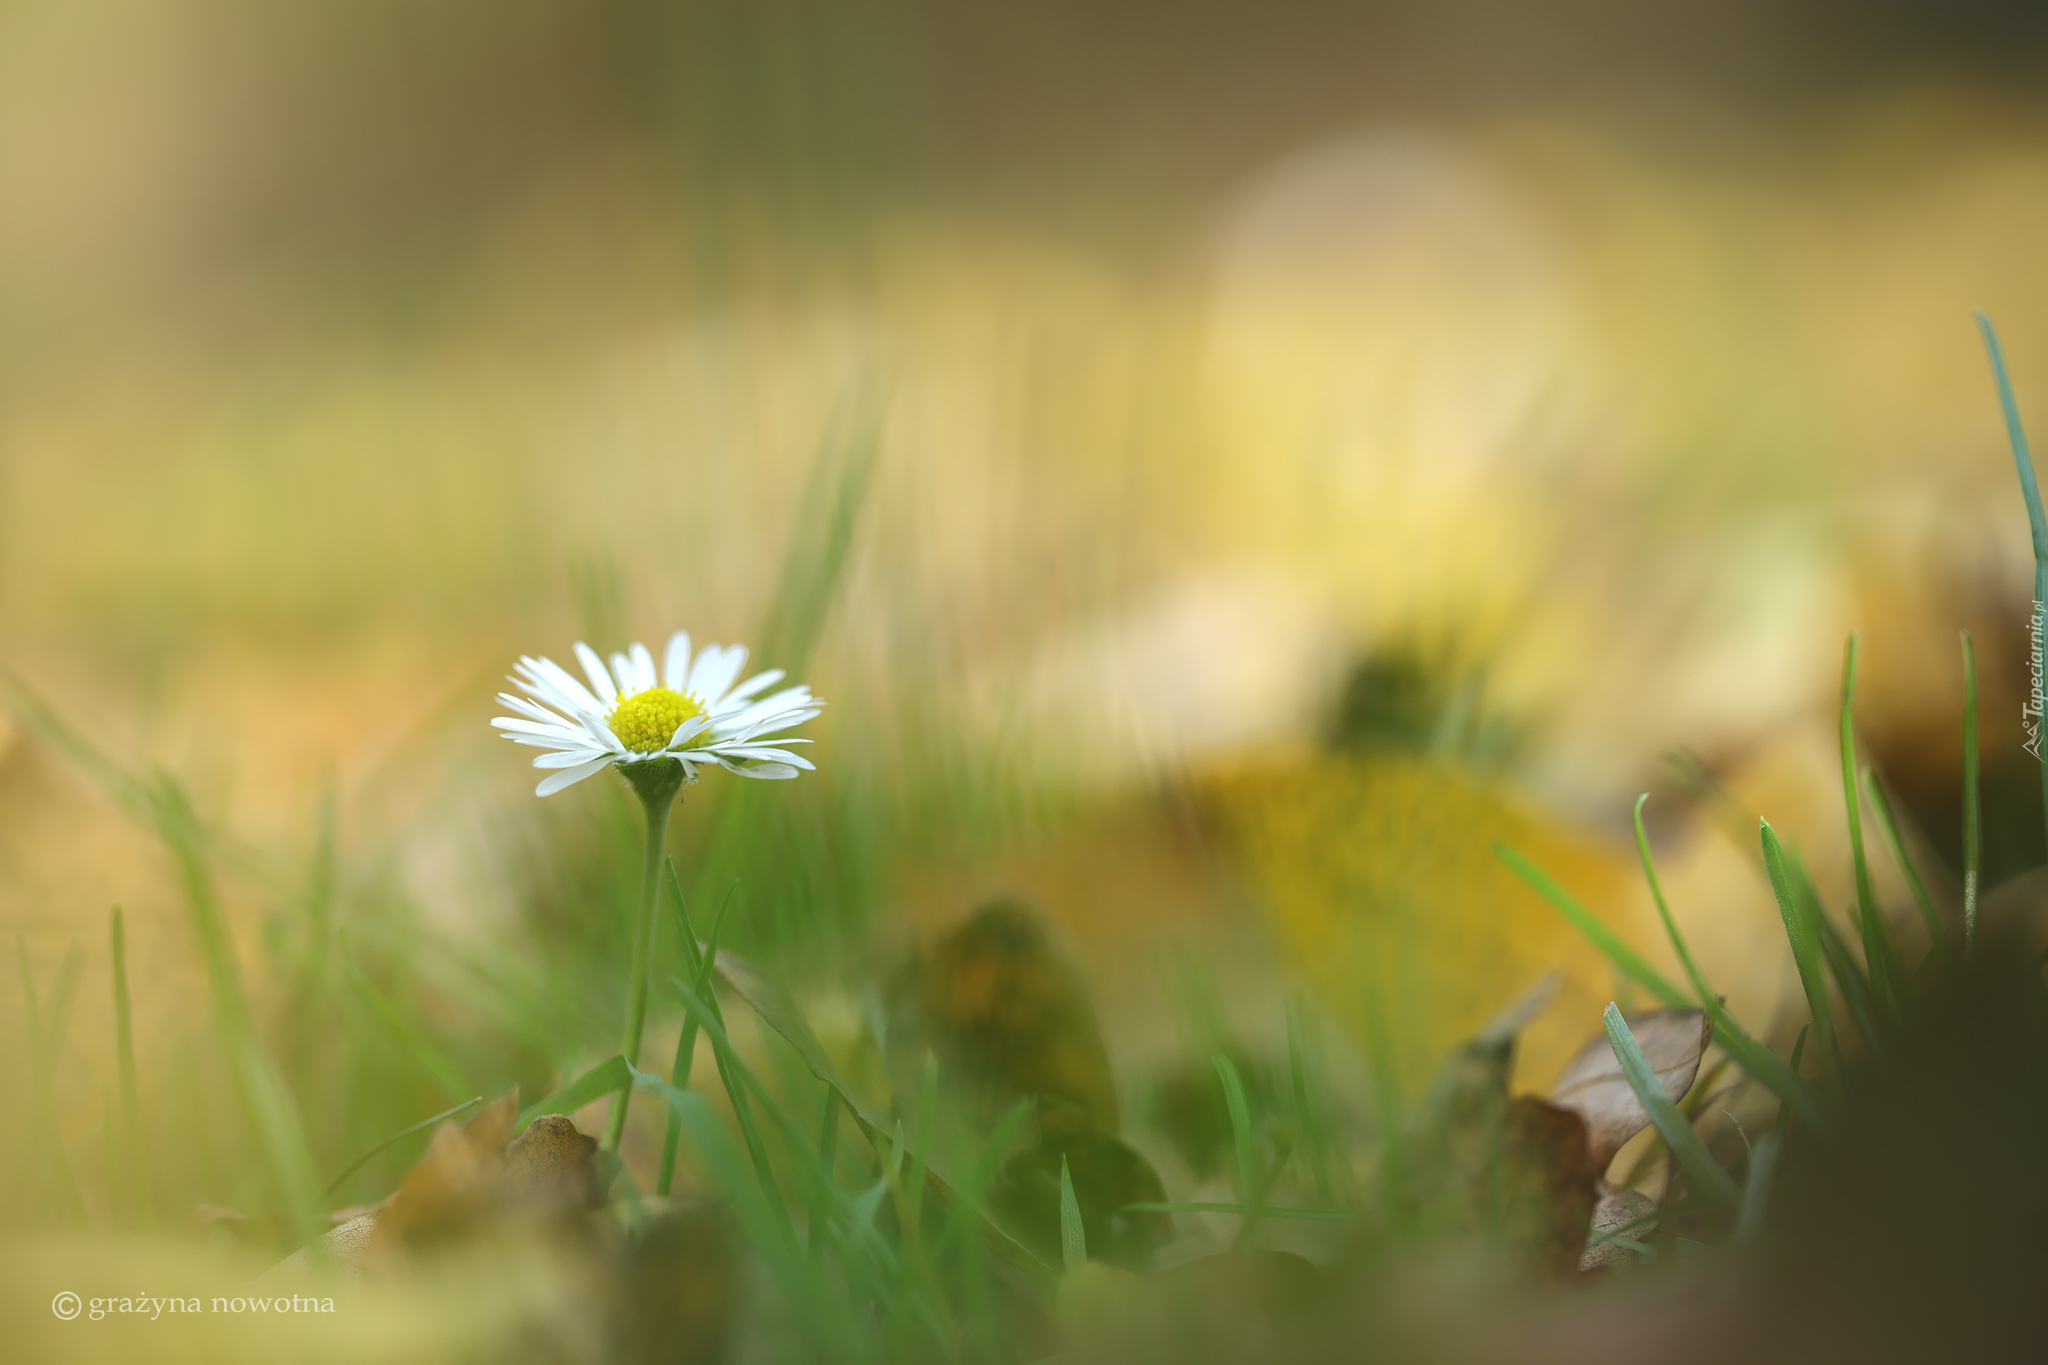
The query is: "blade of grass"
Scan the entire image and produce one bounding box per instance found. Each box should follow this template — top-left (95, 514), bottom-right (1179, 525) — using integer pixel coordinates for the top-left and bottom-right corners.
top-left (516, 1054), bottom-right (632, 1131)
top-left (934, 1095), bottom-right (1036, 1258)
top-left (1633, 795), bottom-right (1715, 1004)
top-left (1496, 843), bottom-right (1690, 1007)
top-left (657, 870), bottom-right (734, 1197)
top-left (1760, 822), bottom-right (1843, 1091)
top-left (1776, 1024), bottom-right (1809, 1135)
top-left (110, 907), bottom-right (148, 1223)
top-left (695, 946), bottom-right (1054, 1282)
top-left (1977, 311), bottom-right (2048, 863)
top-left (1962, 630), bottom-right (1983, 963)
top-left (324, 1097), bottom-right (483, 1196)
top-left (907, 1051), bottom-right (937, 1225)
top-left (150, 774), bottom-right (320, 1239)
top-left (811, 1086), bottom-right (839, 1263)
top-left (635, 1074), bottom-right (857, 1360)
top-left (668, 976), bottom-right (801, 1259)
top-left (1285, 993), bottom-right (1336, 1202)
top-left (1603, 1004), bottom-right (1740, 1205)
top-left (1818, 914), bottom-right (1885, 1066)
top-left (1839, 635), bottom-right (1903, 1024)
top-left (342, 932), bottom-right (472, 1102)
top-left (1734, 1130), bottom-right (1781, 1243)
top-left (17, 938), bottom-right (87, 1224)
top-left (1058, 1155), bottom-right (1088, 1271)
top-left (1631, 799), bottom-right (1829, 1132)
top-left (1124, 1202), bottom-right (1363, 1222)
top-left (1862, 767), bottom-right (1950, 973)
top-left (1213, 1052), bottom-right (1266, 1246)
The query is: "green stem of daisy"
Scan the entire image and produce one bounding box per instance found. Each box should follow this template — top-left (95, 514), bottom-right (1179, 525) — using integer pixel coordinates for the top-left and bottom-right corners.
top-left (601, 759), bottom-right (688, 1156)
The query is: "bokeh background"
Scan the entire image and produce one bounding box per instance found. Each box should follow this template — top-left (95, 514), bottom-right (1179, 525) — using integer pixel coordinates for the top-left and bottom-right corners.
top-left (8, 0), bottom-right (2048, 1301)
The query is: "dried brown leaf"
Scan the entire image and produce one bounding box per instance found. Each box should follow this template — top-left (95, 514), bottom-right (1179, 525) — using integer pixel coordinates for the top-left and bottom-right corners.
top-left (1578, 1181), bottom-right (1656, 1273)
top-left (887, 898), bottom-right (1120, 1133)
top-left (1549, 1008), bottom-right (1710, 1167)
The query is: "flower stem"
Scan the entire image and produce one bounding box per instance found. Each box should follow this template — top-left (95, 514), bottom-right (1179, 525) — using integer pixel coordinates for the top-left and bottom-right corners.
top-left (602, 760), bottom-right (686, 1156)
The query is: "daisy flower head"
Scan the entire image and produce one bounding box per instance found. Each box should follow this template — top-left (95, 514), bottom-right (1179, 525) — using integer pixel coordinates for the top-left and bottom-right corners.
top-left (493, 632), bottom-right (821, 796)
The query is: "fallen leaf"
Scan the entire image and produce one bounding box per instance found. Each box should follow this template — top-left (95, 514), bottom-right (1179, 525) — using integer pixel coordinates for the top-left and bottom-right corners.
top-left (886, 898), bottom-right (1120, 1133)
top-left (1405, 981), bottom-right (1601, 1273)
top-left (369, 1092), bottom-right (523, 1255)
top-left (988, 1100), bottom-right (1173, 1272)
top-left (1548, 1008), bottom-right (1711, 1167)
top-left (1578, 1181), bottom-right (1656, 1273)
top-left (505, 1114), bottom-right (601, 1213)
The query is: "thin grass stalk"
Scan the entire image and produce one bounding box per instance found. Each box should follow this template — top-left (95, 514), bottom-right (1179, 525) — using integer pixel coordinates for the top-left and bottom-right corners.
top-left (1761, 822), bottom-right (1843, 1092)
top-left (1963, 630), bottom-right (1983, 962)
top-left (149, 776), bottom-right (321, 1239)
top-left (1839, 635), bottom-right (1903, 1023)
top-left (110, 906), bottom-right (148, 1222)
top-left (1976, 312), bottom-right (2048, 863)
top-left (1058, 1156), bottom-right (1088, 1270)
top-left (1604, 1004), bottom-right (1740, 1205)
top-left (1860, 768), bottom-right (1950, 973)
top-left (17, 938), bottom-right (87, 1224)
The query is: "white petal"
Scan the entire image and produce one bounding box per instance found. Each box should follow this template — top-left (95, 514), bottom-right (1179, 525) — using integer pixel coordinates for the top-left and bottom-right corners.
top-left (533, 747), bottom-right (611, 768)
top-left (609, 651), bottom-right (635, 697)
top-left (689, 643), bottom-right (748, 705)
top-left (629, 641), bottom-right (658, 693)
top-left (535, 756), bottom-right (613, 796)
top-left (493, 715), bottom-right (587, 740)
top-left (663, 631), bottom-right (693, 691)
top-left (573, 644), bottom-right (619, 706)
top-left (719, 668), bottom-right (785, 707)
top-left (730, 761), bottom-right (799, 780)
top-left (527, 656), bottom-right (606, 716)
top-left (662, 715), bottom-right (712, 750)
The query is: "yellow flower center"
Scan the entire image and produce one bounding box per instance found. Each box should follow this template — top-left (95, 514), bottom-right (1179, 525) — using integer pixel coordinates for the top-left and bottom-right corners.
top-left (607, 687), bottom-right (705, 754)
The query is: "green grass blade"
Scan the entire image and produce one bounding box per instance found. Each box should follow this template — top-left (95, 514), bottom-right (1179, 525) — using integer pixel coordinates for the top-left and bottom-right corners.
top-left (934, 1094), bottom-right (1036, 1259)
top-left (1603, 1004), bottom-right (1739, 1205)
top-left (1734, 1130), bottom-right (1781, 1243)
top-left (324, 1096), bottom-right (483, 1196)
top-left (811, 1086), bottom-right (839, 1263)
top-left (1285, 993), bottom-right (1336, 1202)
top-left (635, 1073), bottom-right (857, 1360)
top-left (667, 977), bottom-right (802, 1259)
top-left (1977, 311), bottom-right (2048, 864)
top-left (1633, 794), bottom-right (1717, 1006)
top-left (1213, 1051), bottom-right (1265, 1245)
top-left (1631, 797), bottom-right (1830, 1129)
top-left (342, 933), bottom-right (472, 1102)
top-left (906, 1051), bottom-right (937, 1224)
top-left (149, 774), bottom-right (321, 1237)
top-left (1818, 913), bottom-right (1885, 1066)
top-left (1775, 1024), bottom-right (1810, 1134)
top-left (1862, 767), bottom-right (1949, 973)
top-left (110, 906), bottom-right (148, 1222)
top-left (17, 938), bottom-right (87, 1224)
top-left (1962, 630), bottom-right (1983, 963)
top-left (1839, 635), bottom-right (1903, 1023)
top-left (41, 944), bottom-right (86, 1075)
top-left (1496, 842), bottom-right (1690, 1008)
top-left (516, 1054), bottom-right (632, 1131)
top-left (1123, 1202), bottom-right (1364, 1222)
top-left (1760, 822), bottom-right (1842, 1091)
top-left (1059, 1155), bottom-right (1088, 1271)
top-left (656, 863), bottom-right (726, 1198)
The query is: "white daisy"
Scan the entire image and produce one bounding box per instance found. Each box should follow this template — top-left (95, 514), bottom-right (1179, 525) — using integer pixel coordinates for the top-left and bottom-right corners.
top-left (493, 631), bottom-right (822, 796)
